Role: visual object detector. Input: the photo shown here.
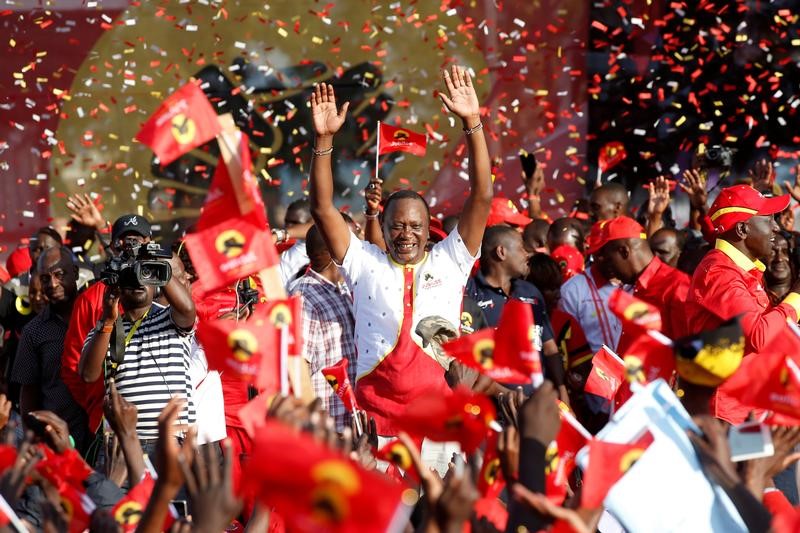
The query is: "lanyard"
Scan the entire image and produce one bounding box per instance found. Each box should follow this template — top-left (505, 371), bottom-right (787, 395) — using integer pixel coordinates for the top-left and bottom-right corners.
top-left (582, 272), bottom-right (615, 348)
top-left (124, 307), bottom-right (150, 347)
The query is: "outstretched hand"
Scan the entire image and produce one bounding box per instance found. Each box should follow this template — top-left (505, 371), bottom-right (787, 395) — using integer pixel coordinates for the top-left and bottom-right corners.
top-left (439, 65), bottom-right (480, 123)
top-left (647, 176), bottom-right (671, 217)
top-left (680, 168), bottom-right (708, 210)
top-left (66, 193), bottom-right (105, 231)
top-left (783, 164), bottom-right (800, 203)
top-left (310, 82), bottom-right (349, 138)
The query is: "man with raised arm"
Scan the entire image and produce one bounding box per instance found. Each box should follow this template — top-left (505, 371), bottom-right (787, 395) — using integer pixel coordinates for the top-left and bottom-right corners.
top-left (308, 65), bottom-right (493, 435)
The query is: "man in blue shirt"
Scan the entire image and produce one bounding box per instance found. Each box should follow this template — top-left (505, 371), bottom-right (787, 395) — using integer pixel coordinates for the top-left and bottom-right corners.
top-left (466, 225), bottom-right (567, 401)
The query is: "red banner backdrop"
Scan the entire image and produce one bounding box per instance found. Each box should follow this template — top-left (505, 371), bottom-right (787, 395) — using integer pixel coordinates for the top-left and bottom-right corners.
top-left (0, 1), bottom-right (587, 259)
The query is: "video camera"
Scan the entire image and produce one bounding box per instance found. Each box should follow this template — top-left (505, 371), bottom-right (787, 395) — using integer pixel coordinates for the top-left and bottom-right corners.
top-left (100, 242), bottom-right (172, 288)
top-left (695, 145), bottom-right (736, 171)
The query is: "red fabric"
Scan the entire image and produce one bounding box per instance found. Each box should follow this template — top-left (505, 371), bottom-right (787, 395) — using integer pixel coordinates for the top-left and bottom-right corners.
top-left (477, 431), bottom-right (505, 498)
top-left (686, 247), bottom-right (798, 423)
top-left (61, 281), bottom-right (108, 432)
top-left (584, 347), bottom-right (625, 402)
top-left (725, 347), bottom-right (800, 420)
top-left (486, 197), bottom-right (532, 227)
top-left (321, 358), bottom-right (358, 411)
top-left (0, 266), bottom-right (9, 284)
top-left (586, 216), bottom-right (645, 255)
top-left (355, 266), bottom-right (453, 435)
top-left (195, 304), bottom-right (279, 389)
top-left (134, 81), bottom-right (221, 166)
top-left (378, 122), bottom-right (426, 157)
top-left (375, 437), bottom-right (423, 483)
top-left (395, 386), bottom-right (495, 453)
top-left (632, 257), bottom-right (689, 339)
top-left (111, 473), bottom-right (173, 532)
top-left (444, 328), bottom-right (528, 383)
top-left (244, 421), bottom-right (405, 532)
top-left (550, 309), bottom-right (593, 369)
top-left (6, 247), bottom-right (31, 278)
top-left (581, 431), bottom-right (654, 509)
top-left (763, 490), bottom-right (794, 517)
top-left (550, 245), bottom-right (584, 281)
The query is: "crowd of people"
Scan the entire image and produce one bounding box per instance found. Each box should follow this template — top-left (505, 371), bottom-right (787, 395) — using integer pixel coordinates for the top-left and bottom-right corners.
top-left (1, 63), bottom-right (800, 532)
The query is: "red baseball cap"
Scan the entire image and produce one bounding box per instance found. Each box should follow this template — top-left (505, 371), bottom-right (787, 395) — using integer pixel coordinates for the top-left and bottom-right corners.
top-left (708, 184), bottom-right (789, 234)
top-left (6, 246), bottom-right (32, 278)
top-left (486, 198), bottom-right (532, 228)
top-left (551, 245), bottom-right (585, 281)
top-left (428, 217), bottom-right (447, 242)
top-left (586, 216), bottom-right (646, 255)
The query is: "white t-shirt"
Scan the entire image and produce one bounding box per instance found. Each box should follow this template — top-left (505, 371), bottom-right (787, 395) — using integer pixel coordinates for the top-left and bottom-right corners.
top-left (340, 228), bottom-right (478, 379)
top-left (188, 340), bottom-right (227, 444)
top-left (279, 240), bottom-right (308, 287)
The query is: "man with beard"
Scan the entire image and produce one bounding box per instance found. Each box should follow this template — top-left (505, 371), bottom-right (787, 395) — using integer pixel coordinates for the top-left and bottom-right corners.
top-left (308, 66), bottom-right (492, 436)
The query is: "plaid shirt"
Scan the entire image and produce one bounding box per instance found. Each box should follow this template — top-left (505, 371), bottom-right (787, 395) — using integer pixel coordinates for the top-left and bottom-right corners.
top-left (289, 269), bottom-right (357, 431)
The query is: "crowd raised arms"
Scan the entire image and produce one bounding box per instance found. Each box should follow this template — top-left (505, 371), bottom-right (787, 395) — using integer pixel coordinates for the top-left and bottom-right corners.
top-left (2, 56), bottom-right (800, 533)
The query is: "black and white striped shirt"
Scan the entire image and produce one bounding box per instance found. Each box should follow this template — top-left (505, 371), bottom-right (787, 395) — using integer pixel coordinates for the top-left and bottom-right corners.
top-left (85, 304), bottom-right (196, 439)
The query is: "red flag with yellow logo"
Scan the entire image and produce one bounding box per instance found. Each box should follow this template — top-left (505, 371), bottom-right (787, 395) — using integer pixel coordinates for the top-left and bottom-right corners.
top-left (245, 421), bottom-right (407, 532)
top-left (185, 215), bottom-right (278, 298)
top-left (442, 329), bottom-right (529, 383)
top-left (395, 387), bottom-right (496, 453)
top-left (196, 305), bottom-right (279, 391)
top-left (378, 122), bottom-right (427, 157)
top-left (135, 81), bottom-right (221, 165)
top-left (608, 289), bottom-right (662, 334)
top-left (584, 346), bottom-right (625, 403)
top-left (260, 296), bottom-right (304, 358)
top-left (581, 431), bottom-right (654, 509)
top-left (546, 402), bottom-right (591, 503)
top-left (726, 350), bottom-right (800, 419)
top-left (112, 473), bottom-right (175, 533)
top-left (477, 430), bottom-right (505, 499)
top-left (322, 358), bottom-right (358, 411)
top-left (375, 436), bottom-right (424, 483)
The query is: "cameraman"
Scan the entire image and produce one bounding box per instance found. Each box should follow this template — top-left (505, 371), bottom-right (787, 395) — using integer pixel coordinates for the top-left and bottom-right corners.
top-left (61, 214), bottom-right (154, 459)
top-left (78, 240), bottom-right (196, 447)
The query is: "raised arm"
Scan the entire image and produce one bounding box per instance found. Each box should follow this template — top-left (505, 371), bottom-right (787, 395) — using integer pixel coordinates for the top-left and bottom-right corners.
top-left (439, 65), bottom-right (493, 255)
top-left (308, 83), bottom-right (351, 263)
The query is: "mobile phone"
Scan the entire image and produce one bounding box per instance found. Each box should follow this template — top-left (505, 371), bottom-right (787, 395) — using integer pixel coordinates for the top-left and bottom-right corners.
top-left (728, 421), bottom-right (774, 462)
top-left (519, 150), bottom-right (538, 179)
top-left (170, 499), bottom-right (188, 518)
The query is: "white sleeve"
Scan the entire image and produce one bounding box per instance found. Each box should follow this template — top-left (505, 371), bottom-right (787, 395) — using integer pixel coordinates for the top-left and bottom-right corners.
top-left (433, 226), bottom-right (480, 280)
top-left (340, 231), bottom-right (384, 284)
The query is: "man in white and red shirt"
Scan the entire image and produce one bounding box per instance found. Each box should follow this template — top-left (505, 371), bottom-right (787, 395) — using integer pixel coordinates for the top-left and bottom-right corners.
top-left (308, 67), bottom-right (492, 436)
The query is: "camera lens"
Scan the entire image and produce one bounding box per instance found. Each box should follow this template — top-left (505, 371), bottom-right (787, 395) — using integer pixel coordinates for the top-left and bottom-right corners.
top-left (140, 266), bottom-right (154, 280)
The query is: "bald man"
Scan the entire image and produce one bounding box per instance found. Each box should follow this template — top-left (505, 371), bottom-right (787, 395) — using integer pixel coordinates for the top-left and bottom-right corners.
top-left (589, 182), bottom-right (629, 222)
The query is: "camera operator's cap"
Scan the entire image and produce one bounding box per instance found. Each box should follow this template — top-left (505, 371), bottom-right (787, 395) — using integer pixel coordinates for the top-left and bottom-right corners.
top-left (486, 198), bottom-right (533, 228)
top-left (586, 216), bottom-right (646, 255)
top-left (111, 214), bottom-right (152, 241)
top-left (708, 184), bottom-right (789, 234)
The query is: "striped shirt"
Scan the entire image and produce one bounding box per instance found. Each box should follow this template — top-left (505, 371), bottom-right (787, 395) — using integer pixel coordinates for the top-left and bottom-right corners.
top-left (84, 304), bottom-right (195, 439)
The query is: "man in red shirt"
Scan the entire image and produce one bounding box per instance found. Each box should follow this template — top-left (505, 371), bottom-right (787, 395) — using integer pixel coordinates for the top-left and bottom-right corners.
top-left (590, 216), bottom-right (690, 343)
top-left (686, 184), bottom-right (800, 423)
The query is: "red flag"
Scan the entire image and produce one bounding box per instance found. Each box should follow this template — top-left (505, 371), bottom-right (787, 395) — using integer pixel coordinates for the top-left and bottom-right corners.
top-left (135, 81), bottom-right (221, 165)
top-left (238, 390), bottom-right (273, 438)
top-left (442, 329), bottom-right (529, 383)
top-left (375, 437), bottom-right (423, 483)
top-left (260, 296), bottom-right (304, 358)
top-left (581, 431), bottom-right (654, 509)
top-left (196, 305), bottom-right (279, 391)
top-left (545, 403), bottom-right (591, 504)
top-left (598, 141), bottom-right (627, 172)
top-left (185, 215), bottom-right (278, 298)
top-left (494, 299), bottom-right (543, 380)
top-left (477, 431), bottom-right (505, 499)
top-left (442, 300), bottom-right (542, 384)
top-left (245, 421), bottom-right (407, 532)
top-left (112, 473), bottom-right (167, 533)
top-left (378, 123), bottom-right (427, 157)
top-left (726, 351), bottom-right (800, 418)
top-left (59, 483), bottom-right (96, 533)
top-left (608, 289), bottom-right (662, 333)
top-left (196, 131), bottom-right (267, 231)
top-left (322, 358), bottom-right (358, 411)
top-left (584, 347), bottom-right (625, 402)
top-left (396, 387), bottom-right (496, 453)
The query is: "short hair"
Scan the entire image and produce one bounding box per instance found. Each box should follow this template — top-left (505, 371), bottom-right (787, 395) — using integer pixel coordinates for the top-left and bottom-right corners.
top-left (527, 253), bottom-right (563, 292)
top-left (480, 224), bottom-right (518, 261)
top-left (596, 181), bottom-right (628, 200)
top-left (33, 226), bottom-right (63, 245)
top-left (305, 224), bottom-right (328, 259)
top-left (380, 190), bottom-right (430, 223)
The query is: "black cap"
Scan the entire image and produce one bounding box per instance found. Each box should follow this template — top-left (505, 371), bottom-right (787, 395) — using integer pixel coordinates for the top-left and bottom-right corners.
top-left (111, 214), bottom-right (152, 241)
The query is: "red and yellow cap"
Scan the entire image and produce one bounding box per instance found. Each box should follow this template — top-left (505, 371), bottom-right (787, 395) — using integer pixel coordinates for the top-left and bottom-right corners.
top-left (708, 185), bottom-right (789, 234)
top-left (486, 198), bottom-right (532, 228)
top-left (586, 216), bottom-right (646, 255)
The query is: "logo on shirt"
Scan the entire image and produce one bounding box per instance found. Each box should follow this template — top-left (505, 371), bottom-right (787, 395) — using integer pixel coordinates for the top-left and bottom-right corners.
top-left (420, 272), bottom-right (443, 290)
top-left (476, 299), bottom-right (494, 309)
